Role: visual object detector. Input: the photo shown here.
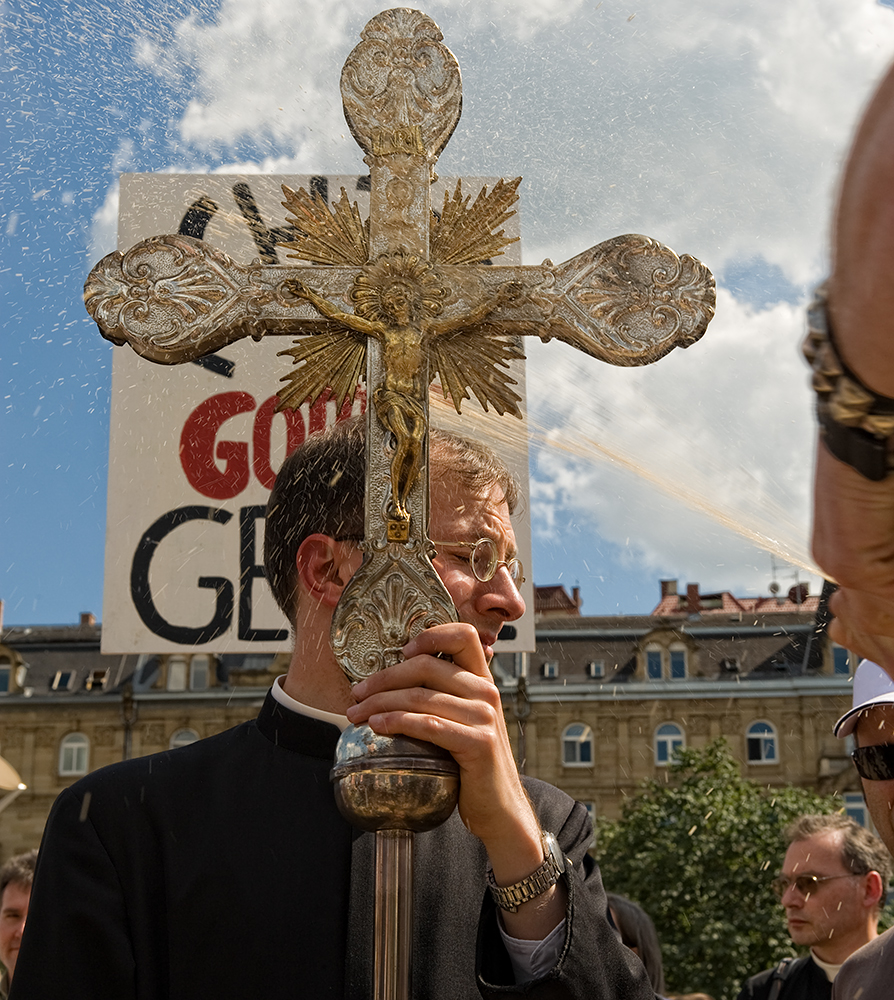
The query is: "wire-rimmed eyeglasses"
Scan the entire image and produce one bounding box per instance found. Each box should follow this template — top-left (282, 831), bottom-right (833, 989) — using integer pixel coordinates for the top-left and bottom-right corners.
top-left (430, 537), bottom-right (525, 585)
top-left (770, 873), bottom-right (865, 899)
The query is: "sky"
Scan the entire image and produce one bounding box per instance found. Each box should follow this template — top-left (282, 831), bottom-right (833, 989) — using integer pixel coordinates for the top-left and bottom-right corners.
top-left (3, 0), bottom-right (894, 627)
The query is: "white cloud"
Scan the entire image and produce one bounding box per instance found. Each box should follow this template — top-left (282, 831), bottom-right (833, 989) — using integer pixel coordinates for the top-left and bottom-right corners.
top-left (89, 180), bottom-right (120, 260)
top-left (527, 289), bottom-right (820, 593)
top-left (133, 1), bottom-right (894, 288)
top-left (135, 0), bottom-right (380, 164)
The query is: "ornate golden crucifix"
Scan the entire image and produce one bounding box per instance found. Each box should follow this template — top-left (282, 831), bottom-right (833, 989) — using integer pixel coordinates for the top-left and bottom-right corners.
top-left (85, 7), bottom-right (715, 685)
top-left (85, 9), bottom-right (714, 997)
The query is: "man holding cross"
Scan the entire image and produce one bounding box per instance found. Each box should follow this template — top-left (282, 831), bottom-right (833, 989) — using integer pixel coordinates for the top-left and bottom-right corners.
top-left (12, 418), bottom-right (653, 1000)
top-left (21, 9), bottom-right (713, 998)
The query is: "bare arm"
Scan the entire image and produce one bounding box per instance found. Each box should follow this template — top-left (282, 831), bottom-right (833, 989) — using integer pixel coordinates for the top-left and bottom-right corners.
top-left (432, 280), bottom-right (525, 336)
top-left (288, 279), bottom-right (382, 337)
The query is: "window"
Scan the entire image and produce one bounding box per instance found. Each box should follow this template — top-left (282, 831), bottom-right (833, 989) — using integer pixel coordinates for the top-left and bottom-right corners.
top-left (541, 661), bottom-right (558, 679)
top-left (833, 645), bottom-right (852, 675)
top-left (190, 655), bottom-right (210, 691)
top-left (646, 644), bottom-right (686, 680)
top-left (747, 721), bottom-right (778, 763)
top-left (85, 669), bottom-right (107, 691)
top-left (59, 733), bottom-right (89, 776)
top-left (52, 670), bottom-right (74, 691)
top-left (167, 656), bottom-right (187, 692)
top-left (0, 663), bottom-right (9, 694)
top-left (655, 723), bottom-right (684, 765)
top-left (843, 792), bottom-right (868, 827)
top-left (669, 645), bottom-right (687, 680)
top-left (170, 728), bottom-right (200, 749)
top-left (562, 723), bottom-right (593, 766)
top-left (138, 657), bottom-right (160, 687)
top-left (587, 660), bottom-right (604, 679)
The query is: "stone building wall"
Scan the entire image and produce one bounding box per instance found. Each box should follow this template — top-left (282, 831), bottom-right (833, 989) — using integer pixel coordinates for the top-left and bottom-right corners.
top-left (503, 682), bottom-right (855, 823)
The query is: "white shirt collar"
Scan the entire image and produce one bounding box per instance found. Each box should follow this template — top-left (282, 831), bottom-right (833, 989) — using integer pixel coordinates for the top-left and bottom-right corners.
top-left (270, 674), bottom-right (350, 732)
top-left (810, 950), bottom-right (844, 983)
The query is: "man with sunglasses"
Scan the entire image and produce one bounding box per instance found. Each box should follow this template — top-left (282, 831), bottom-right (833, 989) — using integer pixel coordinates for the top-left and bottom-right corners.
top-left (831, 659), bottom-right (894, 1000)
top-left (736, 813), bottom-right (888, 1000)
top-left (13, 418), bottom-right (652, 1000)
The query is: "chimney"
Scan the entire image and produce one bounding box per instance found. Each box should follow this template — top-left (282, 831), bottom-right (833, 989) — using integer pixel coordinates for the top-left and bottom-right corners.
top-left (660, 580), bottom-right (678, 599)
top-left (686, 583), bottom-right (700, 613)
top-left (80, 612), bottom-right (96, 628)
top-left (571, 586), bottom-right (582, 612)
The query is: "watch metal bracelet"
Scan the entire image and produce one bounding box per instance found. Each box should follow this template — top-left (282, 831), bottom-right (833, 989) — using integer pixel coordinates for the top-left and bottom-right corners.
top-left (486, 832), bottom-right (566, 913)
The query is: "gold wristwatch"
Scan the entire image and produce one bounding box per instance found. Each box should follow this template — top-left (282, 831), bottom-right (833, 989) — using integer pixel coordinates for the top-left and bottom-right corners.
top-left (486, 832), bottom-right (566, 913)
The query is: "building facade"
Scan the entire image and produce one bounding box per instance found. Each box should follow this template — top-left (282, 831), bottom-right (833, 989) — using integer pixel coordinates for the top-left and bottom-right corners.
top-left (0, 615), bottom-right (285, 861)
top-left (494, 579), bottom-right (862, 824)
top-left (0, 579), bottom-right (865, 863)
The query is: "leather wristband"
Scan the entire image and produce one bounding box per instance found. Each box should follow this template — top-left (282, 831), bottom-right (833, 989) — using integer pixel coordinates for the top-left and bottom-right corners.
top-left (802, 283), bottom-right (894, 481)
top-left (486, 832), bottom-right (566, 913)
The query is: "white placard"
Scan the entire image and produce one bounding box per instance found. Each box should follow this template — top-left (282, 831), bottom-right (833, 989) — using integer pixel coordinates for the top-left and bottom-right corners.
top-left (102, 173), bottom-right (534, 655)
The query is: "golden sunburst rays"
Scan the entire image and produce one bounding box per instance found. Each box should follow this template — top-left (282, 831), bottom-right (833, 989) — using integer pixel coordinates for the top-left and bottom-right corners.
top-left (275, 333), bottom-right (367, 412)
top-left (351, 251), bottom-right (446, 324)
top-left (431, 329), bottom-right (525, 417)
top-left (279, 184), bottom-right (369, 267)
top-left (275, 176), bottom-right (524, 413)
top-left (429, 178), bottom-right (521, 266)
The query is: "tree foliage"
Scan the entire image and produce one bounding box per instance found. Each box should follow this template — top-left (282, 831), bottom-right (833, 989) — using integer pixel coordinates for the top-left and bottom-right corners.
top-left (596, 739), bottom-right (841, 1000)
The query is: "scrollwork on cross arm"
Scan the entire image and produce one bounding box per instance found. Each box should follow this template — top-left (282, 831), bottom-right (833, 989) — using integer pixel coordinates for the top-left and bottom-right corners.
top-left (538, 234), bottom-right (716, 366)
top-left (83, 234), bottom-right (273, 364)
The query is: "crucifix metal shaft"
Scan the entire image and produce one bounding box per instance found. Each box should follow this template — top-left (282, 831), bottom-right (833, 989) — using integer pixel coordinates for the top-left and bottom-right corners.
top-left (84, 8), bottom-right (715, 998)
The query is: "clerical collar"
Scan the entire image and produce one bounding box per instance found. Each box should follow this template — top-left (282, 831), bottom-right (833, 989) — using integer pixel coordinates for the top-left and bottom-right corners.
top-left (270, 674), bottom-right (350, 731)
top-left (255, 683), bottom-right (344, 760)
top-left (810, 951), bottom-right (843, 982)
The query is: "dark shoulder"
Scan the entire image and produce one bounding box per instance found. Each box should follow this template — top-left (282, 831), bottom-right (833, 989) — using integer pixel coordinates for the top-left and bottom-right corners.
top-left (836, 927), bottom-right (894, 998)
top-left (57, 719), bottom-right (257, 801)
top-left (737, 957), bottom-right (816, 1000)
top-left (738, 965), bottom-right (779, 1000)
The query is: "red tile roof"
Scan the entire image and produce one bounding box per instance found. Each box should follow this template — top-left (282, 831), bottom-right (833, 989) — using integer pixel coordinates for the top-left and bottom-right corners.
top-left (651, 586), bottom-right (819, 616)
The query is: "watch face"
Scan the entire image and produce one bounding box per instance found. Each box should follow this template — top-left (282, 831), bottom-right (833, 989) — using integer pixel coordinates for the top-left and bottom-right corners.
top-left (543, 832), bottom-right (566, 875)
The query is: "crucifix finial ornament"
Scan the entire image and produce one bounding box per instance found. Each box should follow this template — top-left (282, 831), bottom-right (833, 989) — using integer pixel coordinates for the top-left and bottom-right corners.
top-left (85, 6), bottom-right (715, 681)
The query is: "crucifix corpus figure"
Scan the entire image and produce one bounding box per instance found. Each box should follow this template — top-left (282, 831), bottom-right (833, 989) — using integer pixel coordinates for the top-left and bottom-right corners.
top-left (284, 263), bottom-right (520, 528)
top-left (17, 7), bottom-right (723, 1000)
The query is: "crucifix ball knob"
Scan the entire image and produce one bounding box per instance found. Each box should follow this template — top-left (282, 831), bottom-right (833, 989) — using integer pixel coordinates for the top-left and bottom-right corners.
top-left (331, 724), bottom-right (459, 832)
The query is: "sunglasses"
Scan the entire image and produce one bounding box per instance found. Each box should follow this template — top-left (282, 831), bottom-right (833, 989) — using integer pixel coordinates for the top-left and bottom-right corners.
top-left (770, 873), bottom-right (863, 899)
top-left (852, 743), bottom-right (894, 781)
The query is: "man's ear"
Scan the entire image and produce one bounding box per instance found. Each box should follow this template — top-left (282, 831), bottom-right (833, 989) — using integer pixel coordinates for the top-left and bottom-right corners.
top-left (295, 534), bottom-right (358, 608)
top-left (863, 869), bottom-right (885, 910)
